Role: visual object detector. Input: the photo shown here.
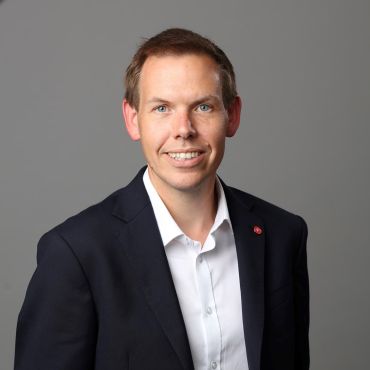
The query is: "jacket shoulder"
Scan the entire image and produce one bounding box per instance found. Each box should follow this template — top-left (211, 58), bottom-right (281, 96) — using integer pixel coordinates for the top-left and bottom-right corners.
top-left (37, 167), bottom-right (148, 260)
top-left (54, 188), bottom-right (120, 234)
top-left (37, 187), bottom-right (125, 259)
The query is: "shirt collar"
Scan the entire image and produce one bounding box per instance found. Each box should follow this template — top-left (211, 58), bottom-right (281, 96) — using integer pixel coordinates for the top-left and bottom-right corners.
top-left (143, 168), bottom-right (231, 247)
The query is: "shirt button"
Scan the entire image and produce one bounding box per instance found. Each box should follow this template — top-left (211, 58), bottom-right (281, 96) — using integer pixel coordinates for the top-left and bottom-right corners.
top-left (211, 361), bottom-right (218, 369)
top-left (206, 307), bottom-right (213, 315)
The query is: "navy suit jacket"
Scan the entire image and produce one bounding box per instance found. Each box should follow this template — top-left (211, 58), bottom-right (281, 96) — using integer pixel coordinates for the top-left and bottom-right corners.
top-left (15, 167), bottom-right (309, 370)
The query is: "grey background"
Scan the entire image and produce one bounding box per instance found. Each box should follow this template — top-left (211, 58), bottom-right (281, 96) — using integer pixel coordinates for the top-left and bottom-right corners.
top-left (1, 0), bottom-right (369, 369)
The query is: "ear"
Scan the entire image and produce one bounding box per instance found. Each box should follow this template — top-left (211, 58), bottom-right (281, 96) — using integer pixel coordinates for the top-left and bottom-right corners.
top-left (122, 99), bottom-right (140, 141)
top-left (226, 96), bottom-right (242, 137)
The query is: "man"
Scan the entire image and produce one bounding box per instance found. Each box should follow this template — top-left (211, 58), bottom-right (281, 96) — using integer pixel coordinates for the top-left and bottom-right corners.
top-left (15, 28), bottom-right (309, 370)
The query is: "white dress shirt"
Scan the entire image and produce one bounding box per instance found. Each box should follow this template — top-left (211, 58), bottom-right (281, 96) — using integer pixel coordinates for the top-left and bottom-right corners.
top-left (143, 169), bottom-right (249, 370)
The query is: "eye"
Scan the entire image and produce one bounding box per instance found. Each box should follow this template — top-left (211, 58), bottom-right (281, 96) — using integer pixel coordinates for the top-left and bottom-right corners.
top-left (155, 105), bottom-right (168, 113)
top-left (197, 104), bottom-right (211, 112)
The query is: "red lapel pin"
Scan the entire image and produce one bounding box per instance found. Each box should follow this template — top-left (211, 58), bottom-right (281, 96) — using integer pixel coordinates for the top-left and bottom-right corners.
top-left (253, 225), bottom-right (263, 235)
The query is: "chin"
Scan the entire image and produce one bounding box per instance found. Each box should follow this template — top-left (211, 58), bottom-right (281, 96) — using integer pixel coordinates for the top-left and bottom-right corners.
top-left (164, 174), bottom-right (212, 193)
top-left (148, 165), bottom-right (215, 193)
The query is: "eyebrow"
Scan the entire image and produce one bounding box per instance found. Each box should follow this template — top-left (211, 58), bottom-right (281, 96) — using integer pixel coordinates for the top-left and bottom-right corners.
top-left (145, 95), bottom-right (221, 107)
top-left (146, 97), bottom-right (171, 105)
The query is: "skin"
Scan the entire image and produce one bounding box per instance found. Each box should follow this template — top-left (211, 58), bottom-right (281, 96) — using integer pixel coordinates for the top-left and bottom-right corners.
top-left (123, 54), bottom-right (241, 243)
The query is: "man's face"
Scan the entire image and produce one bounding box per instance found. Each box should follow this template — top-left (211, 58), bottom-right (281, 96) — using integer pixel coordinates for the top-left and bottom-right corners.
top-left (124, 53), bottom-right (240, 197)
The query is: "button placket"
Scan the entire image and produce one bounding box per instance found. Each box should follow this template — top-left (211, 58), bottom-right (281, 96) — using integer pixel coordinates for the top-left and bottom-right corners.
top-left (195, 249), bottom-right (221, 370)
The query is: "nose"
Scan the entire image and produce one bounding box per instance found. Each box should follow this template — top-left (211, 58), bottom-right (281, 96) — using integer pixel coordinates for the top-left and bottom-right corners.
top-left (172, 110), bottom-right (196, 139)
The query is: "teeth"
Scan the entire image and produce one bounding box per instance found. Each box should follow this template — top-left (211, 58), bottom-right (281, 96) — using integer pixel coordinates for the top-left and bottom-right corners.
top-left (168, 152), bottom-right (201, 160)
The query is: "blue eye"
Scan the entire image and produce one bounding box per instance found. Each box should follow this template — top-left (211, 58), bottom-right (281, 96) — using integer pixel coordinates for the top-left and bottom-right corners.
top-left (198, 104), bottom-right (210, 112)
top-left (155, 105), bottom-right (167, 113)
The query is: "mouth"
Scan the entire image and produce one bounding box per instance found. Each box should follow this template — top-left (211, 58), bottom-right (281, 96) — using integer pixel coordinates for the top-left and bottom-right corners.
top-left (167, 151), bottom-right (202, 161)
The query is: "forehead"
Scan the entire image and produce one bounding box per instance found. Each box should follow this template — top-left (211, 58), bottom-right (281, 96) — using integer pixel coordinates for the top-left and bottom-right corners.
top-left (138, 54), bottom-right (222, 101)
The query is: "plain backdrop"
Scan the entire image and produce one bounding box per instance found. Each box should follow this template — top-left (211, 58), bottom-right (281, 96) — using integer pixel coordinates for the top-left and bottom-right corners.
top-left (1, 0), bottom-right (369, 369)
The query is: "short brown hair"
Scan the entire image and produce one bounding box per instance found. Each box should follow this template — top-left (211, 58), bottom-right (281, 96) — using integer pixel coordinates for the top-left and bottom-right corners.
top-left (124, 28), bottom-right (237, 110)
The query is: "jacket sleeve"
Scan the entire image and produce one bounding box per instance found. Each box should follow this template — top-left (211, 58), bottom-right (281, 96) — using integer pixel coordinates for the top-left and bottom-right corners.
top-left (14, 231), bottom-right (97, 370)
top-left (293, 216), bottom-right (310, 369)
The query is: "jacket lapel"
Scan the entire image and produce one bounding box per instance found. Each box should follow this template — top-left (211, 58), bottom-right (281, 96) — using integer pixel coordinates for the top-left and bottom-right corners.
top-left (224, 185), bottom-right (265, 370)
top-left (112, 168), bottom-right (193, 370)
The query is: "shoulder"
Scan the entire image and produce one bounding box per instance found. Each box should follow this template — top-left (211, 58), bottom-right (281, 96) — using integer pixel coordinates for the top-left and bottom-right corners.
top-left (34, 189), bottom-right (116, 260)
top-left (43, 167), bottom-right (148, 244)
top-left (51, 188), bottom-right (121, 239)
top-left (36, 167), bottom-right (149, 262)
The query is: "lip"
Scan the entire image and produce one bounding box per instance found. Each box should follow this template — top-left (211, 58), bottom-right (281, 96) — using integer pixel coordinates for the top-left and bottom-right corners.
top-left (164, 148), bottom-right (205, 154)
top-left (164, 149), bottom-right (206, 167)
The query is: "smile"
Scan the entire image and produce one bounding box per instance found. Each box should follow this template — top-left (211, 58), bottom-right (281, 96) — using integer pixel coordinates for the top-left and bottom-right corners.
top-left (167, 152), bottom-right (201, 160)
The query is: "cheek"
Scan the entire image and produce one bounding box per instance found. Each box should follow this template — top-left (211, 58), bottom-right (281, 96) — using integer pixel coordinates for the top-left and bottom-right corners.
top-left (199, 124), bottom-right (227, 147)
top-left (209, 132), bottom-right (227, 159)
top-left (198, 115), bottom-right (227, 135)
top-left (139, 126), bottom-right (168, 152)
top-left (139, 116), bottom-right (165, 138)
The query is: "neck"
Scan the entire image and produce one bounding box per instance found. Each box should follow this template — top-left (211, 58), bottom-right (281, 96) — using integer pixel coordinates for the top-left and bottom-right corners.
top-left (150, 173), bottom-right (218, 245)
